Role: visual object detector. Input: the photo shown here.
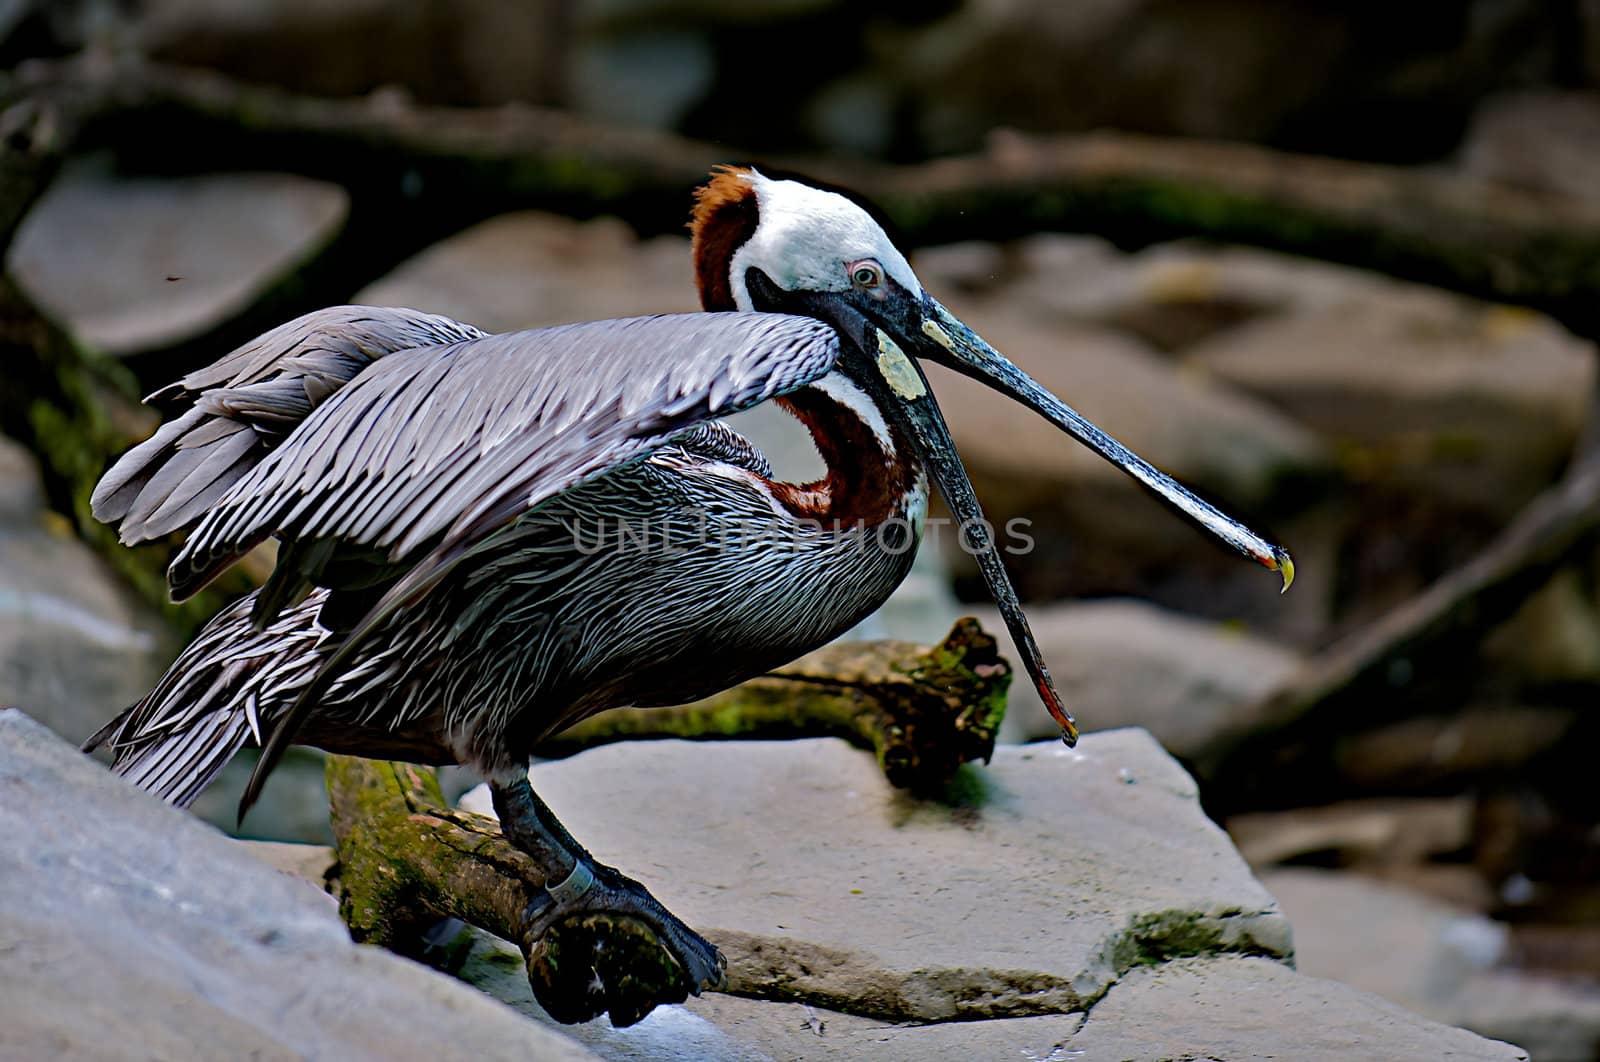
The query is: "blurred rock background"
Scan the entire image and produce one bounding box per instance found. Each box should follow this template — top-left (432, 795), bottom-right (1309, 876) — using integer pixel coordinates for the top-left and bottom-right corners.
top-left (1, 1), bottom-right (1598, 1058)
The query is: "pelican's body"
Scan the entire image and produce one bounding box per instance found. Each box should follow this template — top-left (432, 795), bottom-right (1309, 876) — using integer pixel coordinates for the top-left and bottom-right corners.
top-left (103, 353), bottom-right (926, 796)
top-left (87, 168), bottom-right (1289, 1023)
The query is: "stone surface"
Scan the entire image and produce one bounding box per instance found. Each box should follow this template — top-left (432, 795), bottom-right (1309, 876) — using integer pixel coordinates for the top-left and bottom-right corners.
top-left (889, 1), bottom-right (1561, 159)
top-left (355, 211), bottom-right (699, 334)
top-left (0, 434), bottom-right (326, 843)
top-left (1008, 239), bottom-right (1398, 352)
top-left (8, 160), bottom-right (348, 356)
top-left (1182, 285), bottom-right (1596, 519)
top-left (133, 0), bottom-right (569, 106)
top-left (1266, 868), bottom-right (1595, 1062)
top-left (970, 598), bottom-right (1302, 757)
top-left (241, 796), bottom-right (1524, 1060)
top-left (464, 729), bottom-right (1292, 1020)
top-left (1227, 797), bottom-right (1474, 870)
top-left (0, 708), bottom-right (597, 1061)
top-left (460, 932), bottom-right (1525, 1062)
top-left (1481, 568), bottom-right (1600, 684)
top-left (1459, 90), bottom-right (1600, 203)
top-left (0, 435), bottom-right (176, 745)
top-left (1070, 955), bottom-right (1526, 1062)
top-left (928, 299), bottom-right (1327, 511)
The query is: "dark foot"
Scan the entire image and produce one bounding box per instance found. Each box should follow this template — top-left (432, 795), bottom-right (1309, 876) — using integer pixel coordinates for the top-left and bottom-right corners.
top-left (524, 859), bottom-right (727, 1024)
top-left (490, 776), bottom-right (725, 1026)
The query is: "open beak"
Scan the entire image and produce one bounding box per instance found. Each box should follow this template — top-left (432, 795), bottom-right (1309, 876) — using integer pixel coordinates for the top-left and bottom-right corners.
top-left (853, 292), bottom-right (1292, 747)
top-left (912, 296), bottom-right (1294, 588)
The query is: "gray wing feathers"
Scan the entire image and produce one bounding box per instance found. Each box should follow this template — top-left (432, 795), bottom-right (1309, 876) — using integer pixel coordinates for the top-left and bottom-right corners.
top-left (92, 305), bottom-right (487, 543)
top-left (168, 312), bottom-right (839, 602)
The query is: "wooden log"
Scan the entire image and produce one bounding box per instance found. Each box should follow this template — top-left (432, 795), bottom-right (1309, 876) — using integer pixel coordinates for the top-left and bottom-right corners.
top-left (539, 617), bottom-right (1010, 793)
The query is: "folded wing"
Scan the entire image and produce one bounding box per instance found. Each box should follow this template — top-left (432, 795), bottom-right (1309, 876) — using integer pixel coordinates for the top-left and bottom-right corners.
top-left (92, 305), bottom-right (487, 544)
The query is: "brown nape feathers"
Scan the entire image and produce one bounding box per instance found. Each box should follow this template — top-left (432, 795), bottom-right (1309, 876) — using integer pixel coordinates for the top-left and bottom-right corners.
top-left (689, 165), bottom-right (760, 312)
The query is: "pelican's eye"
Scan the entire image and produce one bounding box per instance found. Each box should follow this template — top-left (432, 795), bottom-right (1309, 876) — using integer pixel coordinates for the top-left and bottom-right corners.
top-left (849, 260), bottom-right (884, 290)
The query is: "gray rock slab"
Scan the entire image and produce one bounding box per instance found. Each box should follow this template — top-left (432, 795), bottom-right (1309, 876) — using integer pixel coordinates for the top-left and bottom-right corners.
top-left (355, 211), bottom-right (698, 333)
top-left (463, 729), bottom-right (1291, 1021)
top-left (1021, 240), bottom-right (1402, 350)
top-left (0, 708), bottom-right (596, 1061)
top-left (1459, 90), bottom-right (1600, 204)
top-left (461, 933), bottom-right (1524, 1062)
top-left (0, 436), bottom-right (177, 745)
top-left (969, 598), bottom-right (1302, 758)
top-left (1228, 797), bottom-right (1474, 869)
top-left (1182, 283), bottom-right (1595, 517)
top-left (1266, 868), bottom-right (1599, 1062)
top-left (8, 160), bottom-right (347, 355)
top-left (923, 301), bottom-right (1328, 510)
top-left (1071, 956), bottom-right (1527, 1062)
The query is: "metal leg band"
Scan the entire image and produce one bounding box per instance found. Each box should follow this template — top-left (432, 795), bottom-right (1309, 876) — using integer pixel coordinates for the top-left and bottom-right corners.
top-left (547, 859), bottom-right (597, 905)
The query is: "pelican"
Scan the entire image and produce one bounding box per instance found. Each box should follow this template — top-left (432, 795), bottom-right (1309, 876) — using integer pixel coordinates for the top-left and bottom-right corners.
top-left (85, 166), bottom-right (1291, 1015)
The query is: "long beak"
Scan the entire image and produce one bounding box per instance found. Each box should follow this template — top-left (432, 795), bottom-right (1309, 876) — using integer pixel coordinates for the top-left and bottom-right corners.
top-left (852, 325), bottom-right (1079, 744)
top-left (913, 297), bottom-right (1295, 590)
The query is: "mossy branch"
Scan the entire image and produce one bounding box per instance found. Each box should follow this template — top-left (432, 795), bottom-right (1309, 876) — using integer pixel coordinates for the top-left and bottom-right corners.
top-left (538, 617), bottom-right (1011, 792)
top-left (325, 754), bottom-right (696, 1025)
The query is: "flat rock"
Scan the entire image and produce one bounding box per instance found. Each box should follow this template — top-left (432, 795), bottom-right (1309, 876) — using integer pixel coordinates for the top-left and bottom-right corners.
top-left (463, 729), bottom-right (1291, 1021)
top-left (1022, 240), bottom-right (1402, 351)
top-left (916, 237), bottom-right (1415, 355)
top-left (969, 598), bottom-right (1302, 759)
top-left (0, 709), bottom-right (596, 1061)
top-left (460, 934), bottom-right (1524, 1062)
top-left (1266, 867), bottom-right (1594, 1062)
top-left (1228, 797), bottom-right (1474, 870)
top-left (1458, 90), bottom-right (1600, 203)
top-left (920, 295), bottom-right (1325, 616)
top-left (8, 160), bottom-right (348, 356)
top-left (355, 211), bottom-right (698, 333)
top-left (1070, 955), bottom-right (1526, 1062)
top-left (926, 299), bottom-right (1327, 509)
top-left (1182, 285), bottom-right (1595, 518)
top-left (0, 435), bottom-right (176, 745)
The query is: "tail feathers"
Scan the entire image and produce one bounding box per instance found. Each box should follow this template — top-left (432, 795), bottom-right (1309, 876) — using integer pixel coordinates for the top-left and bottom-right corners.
top-left (86, 704), bottom-right (252, 809)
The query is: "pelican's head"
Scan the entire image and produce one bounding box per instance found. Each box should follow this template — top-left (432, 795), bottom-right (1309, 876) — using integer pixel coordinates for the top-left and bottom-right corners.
top-left (691, 166), bottom-right (1293, 744)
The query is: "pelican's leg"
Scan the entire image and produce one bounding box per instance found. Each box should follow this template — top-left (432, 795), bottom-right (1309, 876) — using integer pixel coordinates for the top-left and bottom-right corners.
top-left (488, 775), bottom-right (727, 1010)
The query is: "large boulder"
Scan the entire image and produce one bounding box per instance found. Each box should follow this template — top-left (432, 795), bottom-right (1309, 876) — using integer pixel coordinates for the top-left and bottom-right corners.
top-left (464, 729), bottom-right (1294, 1020)
top-left (458, 947), bottom-right (1528, 1062)
top-left (1266, 868), bottom-right (1599, 1062)
top-left (0, 435), bottom-right (176, 745)
top-left (7, 161), bottom-right (348, 357)
top-left (883, 0), bottom-right (1561, 158)
top-left (355, 211), bottom-right (698, 333)
top-left (1181, 284), bottom-right (1595, 521)
top-left (973, 598), bottom-right (1303, 758)
top-left (132, 0), bottom-right (570, 107)
top-left (1459, 91), bottom-right (1600, 203)
top-left (440, 732), bottom-right (1522, 1060)
top-left (0, 708), bottom-right (597, 1061)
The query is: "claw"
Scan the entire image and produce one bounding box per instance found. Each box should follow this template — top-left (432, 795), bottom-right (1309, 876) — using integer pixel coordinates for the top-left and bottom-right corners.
top-left (522, 859), bottom-right (725, 1024)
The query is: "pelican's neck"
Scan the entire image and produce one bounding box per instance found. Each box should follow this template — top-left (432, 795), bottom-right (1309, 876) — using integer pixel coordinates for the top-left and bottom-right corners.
top-left (769, 370), bottom-right (926, 529)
